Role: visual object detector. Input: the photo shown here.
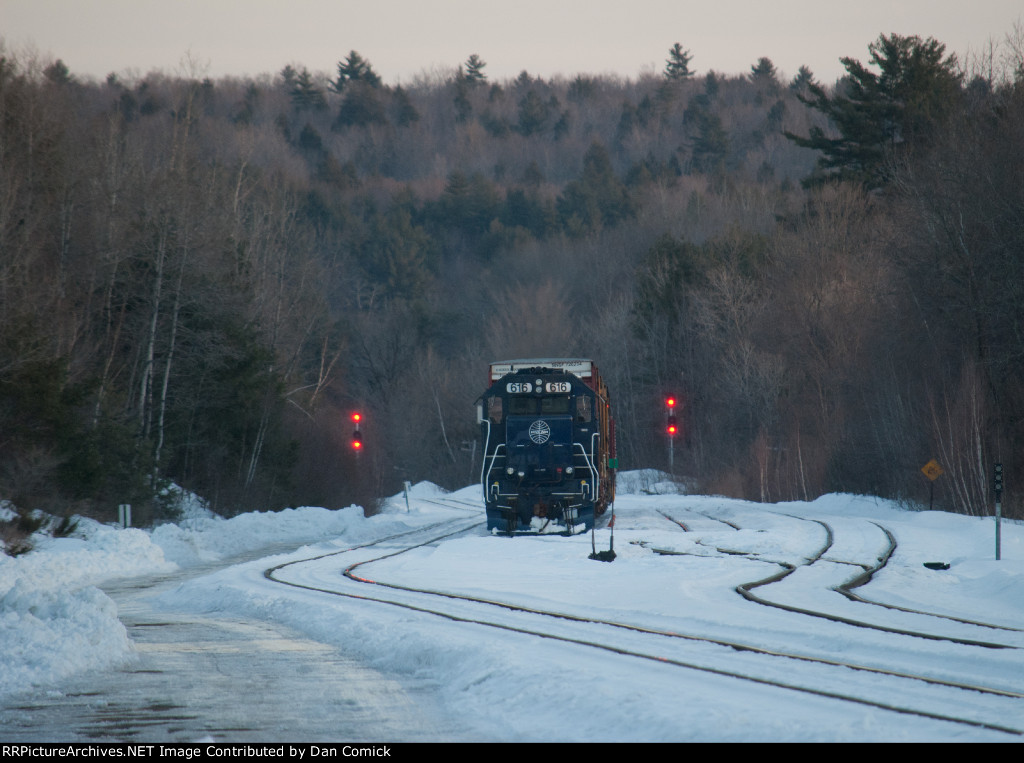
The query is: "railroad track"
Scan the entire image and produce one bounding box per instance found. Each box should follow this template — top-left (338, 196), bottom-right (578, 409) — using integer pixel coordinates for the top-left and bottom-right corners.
top-left (731, 512), bottom-right (1024, 647)
top-left (261, 496), bottom-right (1024, 739)
top-left (662, 507), bottom-right (1022, 642)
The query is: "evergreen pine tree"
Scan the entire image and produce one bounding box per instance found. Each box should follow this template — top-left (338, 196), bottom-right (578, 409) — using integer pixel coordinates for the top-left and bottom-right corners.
top-left (665, 44), bottom-right (695, 80)
top-left (279, 65), bottom-right (298, 89)
top-left (332, 51), bottom-right (382, 93)
top-left (786, 34), bottom-right (962, 187)
top-left (557, 142), bottom-right (633, 235)
top-left (750, 57), bottom-right (778, 82)
top-left (691, 113), bottom-right (729, 174)
top-left (391, 86), bottom-right (420, 126)
top-left (334, 84), bottom-right (388, 128)
top-left (789, 65), bottom-right (817, 94)
top-left (463, 54), bottom-right (487, 84)
top-left (517, 90), bottom-right (550, 136)
top-left (290, 68), bottom-right (327, 112)
top-left (43, 59), bottom-right (74, 86)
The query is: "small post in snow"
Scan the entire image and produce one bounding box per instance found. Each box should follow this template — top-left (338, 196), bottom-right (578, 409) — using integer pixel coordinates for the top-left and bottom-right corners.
top-left (403, 481), bottom-right (412, 512)
top-left (118, 503), bottom-right (131, 528)
top-left (993, 463), bottom-right (1003, 561)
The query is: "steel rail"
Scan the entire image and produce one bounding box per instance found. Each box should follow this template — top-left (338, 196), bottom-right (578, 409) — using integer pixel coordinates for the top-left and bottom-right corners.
top-left (730, 512), bottom-right (1021, 648)
top-left (260, 501), bottom-right (1024, 736)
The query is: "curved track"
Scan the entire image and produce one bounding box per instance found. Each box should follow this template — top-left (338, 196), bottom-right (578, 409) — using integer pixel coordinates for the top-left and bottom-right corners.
top-left (734, 512), bottom-right (1023, 648)
top-left (263, 497), bottom-right (1024, 739)
top-left (662, 507), bottom-right (1022, 642)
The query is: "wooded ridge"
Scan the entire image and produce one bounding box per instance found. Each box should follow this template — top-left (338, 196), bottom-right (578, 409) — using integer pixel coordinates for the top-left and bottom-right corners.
top-left (1, 34), bottom-right (1022, 536)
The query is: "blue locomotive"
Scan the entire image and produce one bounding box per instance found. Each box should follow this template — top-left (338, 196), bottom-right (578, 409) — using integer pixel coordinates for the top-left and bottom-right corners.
top-left (477, 359), bottom-right (616, 534)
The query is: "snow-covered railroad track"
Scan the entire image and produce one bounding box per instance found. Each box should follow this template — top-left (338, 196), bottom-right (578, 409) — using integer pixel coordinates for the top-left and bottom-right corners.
top-left (263, 503), bottom-right (1024, 739)
top-left (658, 509), bottom-right (743, 533)
top-left (724, 511), bottom-right (1024, 648)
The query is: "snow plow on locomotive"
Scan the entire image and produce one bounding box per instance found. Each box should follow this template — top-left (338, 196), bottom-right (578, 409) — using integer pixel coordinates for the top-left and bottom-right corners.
top-left (477, 359), bottom-right (616, 534)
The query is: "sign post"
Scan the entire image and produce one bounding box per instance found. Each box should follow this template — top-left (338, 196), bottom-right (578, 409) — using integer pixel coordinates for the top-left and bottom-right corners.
top-left (921, 459), bottom-right (944, 511)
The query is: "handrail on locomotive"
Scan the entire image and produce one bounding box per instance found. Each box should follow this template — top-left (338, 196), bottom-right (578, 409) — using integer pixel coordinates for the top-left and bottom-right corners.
top-left (477, 358), bottom-right (616, 534)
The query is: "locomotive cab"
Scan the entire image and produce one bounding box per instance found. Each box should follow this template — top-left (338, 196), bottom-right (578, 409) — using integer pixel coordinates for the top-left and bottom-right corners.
top-left (478, 359), bottom-right (615, 534)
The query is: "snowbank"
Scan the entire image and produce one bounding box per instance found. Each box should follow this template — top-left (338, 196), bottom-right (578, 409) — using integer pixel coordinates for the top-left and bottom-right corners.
top-left (0, 496), bottom-right (372, 698)
top-left (2, 479), bottom-right (1022, 741)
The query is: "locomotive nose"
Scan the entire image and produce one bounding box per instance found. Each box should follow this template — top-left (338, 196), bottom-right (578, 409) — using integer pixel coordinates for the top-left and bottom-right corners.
top-left (506, 415), bottom-right (573, 478)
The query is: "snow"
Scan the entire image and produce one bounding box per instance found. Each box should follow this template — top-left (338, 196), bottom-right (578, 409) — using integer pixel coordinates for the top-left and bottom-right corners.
top-left (1, 477), bottom-right (1022, 742)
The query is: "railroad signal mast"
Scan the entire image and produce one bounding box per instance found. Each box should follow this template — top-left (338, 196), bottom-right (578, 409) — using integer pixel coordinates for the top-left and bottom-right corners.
top-left (665, 396), bottom-right (678, 472)
top-left (351, 412), bottom-right (363, 452)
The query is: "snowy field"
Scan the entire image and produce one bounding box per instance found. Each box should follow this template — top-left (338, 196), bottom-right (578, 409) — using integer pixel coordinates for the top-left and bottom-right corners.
top-left (1, 474), bottom-right (1022, 742)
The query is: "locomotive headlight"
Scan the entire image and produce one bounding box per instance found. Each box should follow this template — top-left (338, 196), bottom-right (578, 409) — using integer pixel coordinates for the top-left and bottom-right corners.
top-left (565, 466), bottom-right (574, 475)
top-left (517, 471), bottom-right (525, 478)
top-left (506, 467), bottom-right (514, 475)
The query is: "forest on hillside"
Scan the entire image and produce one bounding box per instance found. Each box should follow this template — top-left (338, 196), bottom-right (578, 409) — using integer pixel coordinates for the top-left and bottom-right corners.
top-left (1, 30), bottom-right (1023, 541)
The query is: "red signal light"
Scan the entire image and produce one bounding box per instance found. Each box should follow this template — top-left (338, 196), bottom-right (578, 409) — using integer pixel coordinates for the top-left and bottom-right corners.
top-left (667, 415), bottom-right (678, 436)
top-left (351, 411), bottom-right (363, 450)
top-left (666, 397), bottom-right (676, 408)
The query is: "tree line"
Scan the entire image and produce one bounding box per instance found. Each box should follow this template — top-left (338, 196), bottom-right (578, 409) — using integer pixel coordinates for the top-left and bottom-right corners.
top-left (1, 31), bottom-right (1022, 541)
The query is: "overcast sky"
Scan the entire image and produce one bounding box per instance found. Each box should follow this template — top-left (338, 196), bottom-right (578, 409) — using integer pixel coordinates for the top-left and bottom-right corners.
top-left (4, 0), bottom-right (1022, 85)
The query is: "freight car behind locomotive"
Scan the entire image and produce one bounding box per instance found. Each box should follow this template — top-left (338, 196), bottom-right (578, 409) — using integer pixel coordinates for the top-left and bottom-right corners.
top-left (477, 359), bottom-right (616, 534)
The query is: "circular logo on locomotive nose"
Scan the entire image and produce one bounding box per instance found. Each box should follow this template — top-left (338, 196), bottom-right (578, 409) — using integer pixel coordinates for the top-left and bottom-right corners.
top-left (529, 420), bottom-right (551, 444)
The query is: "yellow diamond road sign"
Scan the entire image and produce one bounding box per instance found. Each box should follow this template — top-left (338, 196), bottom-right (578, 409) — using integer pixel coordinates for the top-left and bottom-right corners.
top-left (921, 459), bottom-right (944, 481)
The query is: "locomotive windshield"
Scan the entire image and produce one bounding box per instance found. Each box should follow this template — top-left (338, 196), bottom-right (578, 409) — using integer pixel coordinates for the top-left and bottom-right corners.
top-left (507, 397), bottom-right (571, 415)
